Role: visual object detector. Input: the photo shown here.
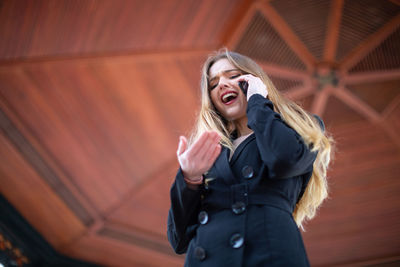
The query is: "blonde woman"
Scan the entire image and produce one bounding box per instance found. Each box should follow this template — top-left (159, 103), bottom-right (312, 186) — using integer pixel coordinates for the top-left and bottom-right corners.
top-left (167, 49), bottom-right (333, 266)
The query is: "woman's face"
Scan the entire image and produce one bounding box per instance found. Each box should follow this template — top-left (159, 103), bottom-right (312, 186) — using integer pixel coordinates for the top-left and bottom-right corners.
top-left (208, 58), bottom-right (247, 122)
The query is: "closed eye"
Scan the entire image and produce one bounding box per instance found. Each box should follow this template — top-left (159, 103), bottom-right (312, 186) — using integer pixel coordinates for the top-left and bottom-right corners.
top-left (208, 70), bottom-right (242, 90)
top-left (209, 83), bottom-right (217, 90)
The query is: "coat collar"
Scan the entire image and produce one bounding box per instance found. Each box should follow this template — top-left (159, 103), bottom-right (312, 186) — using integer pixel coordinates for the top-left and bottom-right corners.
top-left (229, 133), bottom-right (255, 165)
top-left (213, 133), bottom-right (255, 184)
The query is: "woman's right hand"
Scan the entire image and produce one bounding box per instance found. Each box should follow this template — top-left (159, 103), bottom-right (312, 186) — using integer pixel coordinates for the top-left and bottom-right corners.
top-left (177, 131), bottom-right (222, 183)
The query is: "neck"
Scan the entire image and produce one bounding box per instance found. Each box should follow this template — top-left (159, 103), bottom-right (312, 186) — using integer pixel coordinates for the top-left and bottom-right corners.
top-left (234, 117), bottom-right (253, 137)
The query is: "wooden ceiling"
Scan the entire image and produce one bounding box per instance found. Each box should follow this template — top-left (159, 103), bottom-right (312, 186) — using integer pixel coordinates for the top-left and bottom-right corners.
top-left (0, 0), bottom-right (399, 266)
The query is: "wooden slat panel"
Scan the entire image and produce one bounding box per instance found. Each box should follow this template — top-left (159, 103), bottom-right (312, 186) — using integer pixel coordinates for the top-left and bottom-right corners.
top-left (0, 130), bottom-right (86, 248)
top-left (235, 10), bottom-right (307, 70)
top-left (270, 0), bottom-right (331, 60)
top-left (65, 234), bottom-right (183, 267)
top-left (322, 94), bottom-right (367, 128)
top-left (0, 54), bottom-right (200, 214)
top-left (336, 0), bottom-right (400, 61)
top-left (0, 0), bottom-right (241, 60)
top-left (303, 122), bottom-right (400, 266)
top-left (107, 158), bottom-right (178, 237)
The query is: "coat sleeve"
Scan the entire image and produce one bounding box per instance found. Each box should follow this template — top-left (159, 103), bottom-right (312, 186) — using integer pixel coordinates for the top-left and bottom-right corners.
top-left (167, 168), bottom-right (201, 254)
top-left (246, 94), bottom-right (317, 179)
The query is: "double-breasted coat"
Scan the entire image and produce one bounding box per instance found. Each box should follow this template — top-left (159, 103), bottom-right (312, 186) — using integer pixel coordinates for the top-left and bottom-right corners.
top-left (167, 94), bottom-right (321, 267)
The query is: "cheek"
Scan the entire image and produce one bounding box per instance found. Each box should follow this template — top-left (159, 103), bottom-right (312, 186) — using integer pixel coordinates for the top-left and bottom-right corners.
top-left (209, 91), bottom-right (219, 107)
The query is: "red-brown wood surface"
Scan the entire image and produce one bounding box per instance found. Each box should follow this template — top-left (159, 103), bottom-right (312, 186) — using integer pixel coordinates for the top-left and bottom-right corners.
top-left (0, 0), bottom-right (399, 266)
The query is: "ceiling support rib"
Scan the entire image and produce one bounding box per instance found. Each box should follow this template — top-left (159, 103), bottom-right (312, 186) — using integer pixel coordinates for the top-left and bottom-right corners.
top-left (332, 86), bottom-right (382, 123)
top-left (257, 2), bottom-right (316, 71)
top-left (382, 94), bottom-right (400, 119)
top-left (0, 87), bottom-right (101, 223)
top-left (341, 14), bottom-right (400, 72)
top-left (380, 94), bottom-right (400, 150)
top-left (59, 158), bottom-right (179, 254)
top-left (58, 218), bottom-right (106, 254)
top-left (284, 86), bottom-right (315, 100)
top-left (0, 47), bottom-right (215, 68)
top-left (323, 0), bottom-right (344, 62)
top-left (225, 1), bottom-right (258, 49)
top-left (221, 0), bottom-right (254, 48)
top-left (258, 61), bottom-right (309, 80)
top-left (381, 122), bottom-right (400, 151)
top-left (100, 157), bottom-right (177, 220)
top-left (311, 86), bottom-right (332, 116)
top-left (342, 69), bottom-right (400, 85)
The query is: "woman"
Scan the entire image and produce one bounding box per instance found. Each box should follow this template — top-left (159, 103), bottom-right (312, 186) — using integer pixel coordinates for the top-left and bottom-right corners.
top-left (167, 49), bottom-right (333, 266)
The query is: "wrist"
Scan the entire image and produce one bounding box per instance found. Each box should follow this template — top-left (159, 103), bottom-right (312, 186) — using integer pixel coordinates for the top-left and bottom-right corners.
top-left (184, 175), bottom-right (203, 185)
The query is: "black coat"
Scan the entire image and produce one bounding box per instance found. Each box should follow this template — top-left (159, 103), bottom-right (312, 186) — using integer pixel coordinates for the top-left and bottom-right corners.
top-left (168, 94), bottom-right (319, 267)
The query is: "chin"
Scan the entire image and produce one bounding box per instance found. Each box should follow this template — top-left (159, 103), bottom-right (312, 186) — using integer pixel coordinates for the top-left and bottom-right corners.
top-left (216, 102), bottom-right (247, 121)
top-left (221, 111), bottom-right (246, 122)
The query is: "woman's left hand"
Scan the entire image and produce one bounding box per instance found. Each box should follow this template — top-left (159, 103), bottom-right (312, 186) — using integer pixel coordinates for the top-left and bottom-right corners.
top-left (236, 74), bottom-right (268, 101)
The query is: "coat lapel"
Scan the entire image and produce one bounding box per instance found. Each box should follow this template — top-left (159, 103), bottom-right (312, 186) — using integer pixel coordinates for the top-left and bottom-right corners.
top-left (214, 146), bottom-right (237, 184)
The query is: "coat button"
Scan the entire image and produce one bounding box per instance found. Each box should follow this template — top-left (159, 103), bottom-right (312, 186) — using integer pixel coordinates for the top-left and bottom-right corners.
top-left (198, 211), bottom-right (208, 225)
top-left (230, 233), bottom-right (244, 249)
top-left (242, 165), bottom-right (254, 179)
top-left (194, 246), bottom-right (206, 261)
top-left (204, 177), bottom-right (215, 190)
top-left (232, 201), bottom-right (246, 214)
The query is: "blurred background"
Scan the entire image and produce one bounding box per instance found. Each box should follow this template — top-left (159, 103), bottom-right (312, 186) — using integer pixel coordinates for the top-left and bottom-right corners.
top-left (0, 0), bottom-right (399, 266)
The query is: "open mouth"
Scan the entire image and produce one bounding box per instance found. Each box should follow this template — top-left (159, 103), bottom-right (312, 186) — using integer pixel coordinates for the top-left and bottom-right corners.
top-left (221, 91), bottom-right (238, 104)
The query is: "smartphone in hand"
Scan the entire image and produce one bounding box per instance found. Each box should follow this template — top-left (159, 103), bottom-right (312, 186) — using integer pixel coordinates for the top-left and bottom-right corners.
top-left (238, 81), bottom-right (248, 95)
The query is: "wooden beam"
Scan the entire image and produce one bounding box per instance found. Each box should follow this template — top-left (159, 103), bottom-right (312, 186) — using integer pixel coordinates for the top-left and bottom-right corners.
top-left (220, 0), bottom-right (254, 48)
top-left (0, 47), bottom-right (215, 68)
top-left (102, 222), bottom-right (170, 248)
top-left (341, 14), bottom-right (400, 71)
top-left (311, 86), bottom-right (332, 116)
top-left (342, 69), bottom-right (400, 85)
top-left (257, 60), bottom-right (310, 80)
top-left (381, 121), bottom-right (400, 151)
top-left (323, 0), bottom-right (344, 62)
top-left (332, 86), bottom-right (382, 123)
top-left (382, 94), bottom-right (400, 119)
top-left (0, 93), bottom-right (101, 224)
top-left (64, 234), bottom-right (183, 267)
top-left (257, 2), bottom-right (316, 71)
top-left (283, 85), bottom-right (315, 100)
top-left (224, 1), bottom-right (258, 50)
top-left (100, 157), bottom-right (177, 220)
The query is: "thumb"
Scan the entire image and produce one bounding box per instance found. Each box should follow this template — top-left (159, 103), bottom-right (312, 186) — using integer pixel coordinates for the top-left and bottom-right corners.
top-left (177, 136), bottom-right (188, 156)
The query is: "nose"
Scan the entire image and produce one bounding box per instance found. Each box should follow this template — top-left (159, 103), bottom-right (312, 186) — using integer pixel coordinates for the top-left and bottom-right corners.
top-left (217, 76), bottom-right (230, 90)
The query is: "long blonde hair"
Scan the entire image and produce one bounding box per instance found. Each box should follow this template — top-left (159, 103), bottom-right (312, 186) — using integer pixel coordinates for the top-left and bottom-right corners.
top-left (190, 49), bottom-right (334, 229)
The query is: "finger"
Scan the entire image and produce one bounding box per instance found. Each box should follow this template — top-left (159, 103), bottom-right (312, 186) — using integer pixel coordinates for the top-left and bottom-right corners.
top-left (208, 144), bottom-right (222, 166)
top-left (198, 132), bottom-right (221, 160)
top-left (235, 73), bottom-right (251, 80)
top-left (197, 139), bottom-right (215, 161)
top-left (246, 77), bottom-right (268, 99)
top-left (177, 136), bottom-right (187, 156)
top-left (189, 131), bottom-right (211, 156)
top-left (199, 137), bottom-right (221, 165)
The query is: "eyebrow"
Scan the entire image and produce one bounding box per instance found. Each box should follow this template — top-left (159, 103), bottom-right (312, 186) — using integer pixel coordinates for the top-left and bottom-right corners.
top-left (209, 69), bottom-right (241, 82)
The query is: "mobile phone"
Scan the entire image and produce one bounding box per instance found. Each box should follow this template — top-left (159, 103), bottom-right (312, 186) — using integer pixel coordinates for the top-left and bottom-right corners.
top-left (238, 81), bottom-right (248, 95)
